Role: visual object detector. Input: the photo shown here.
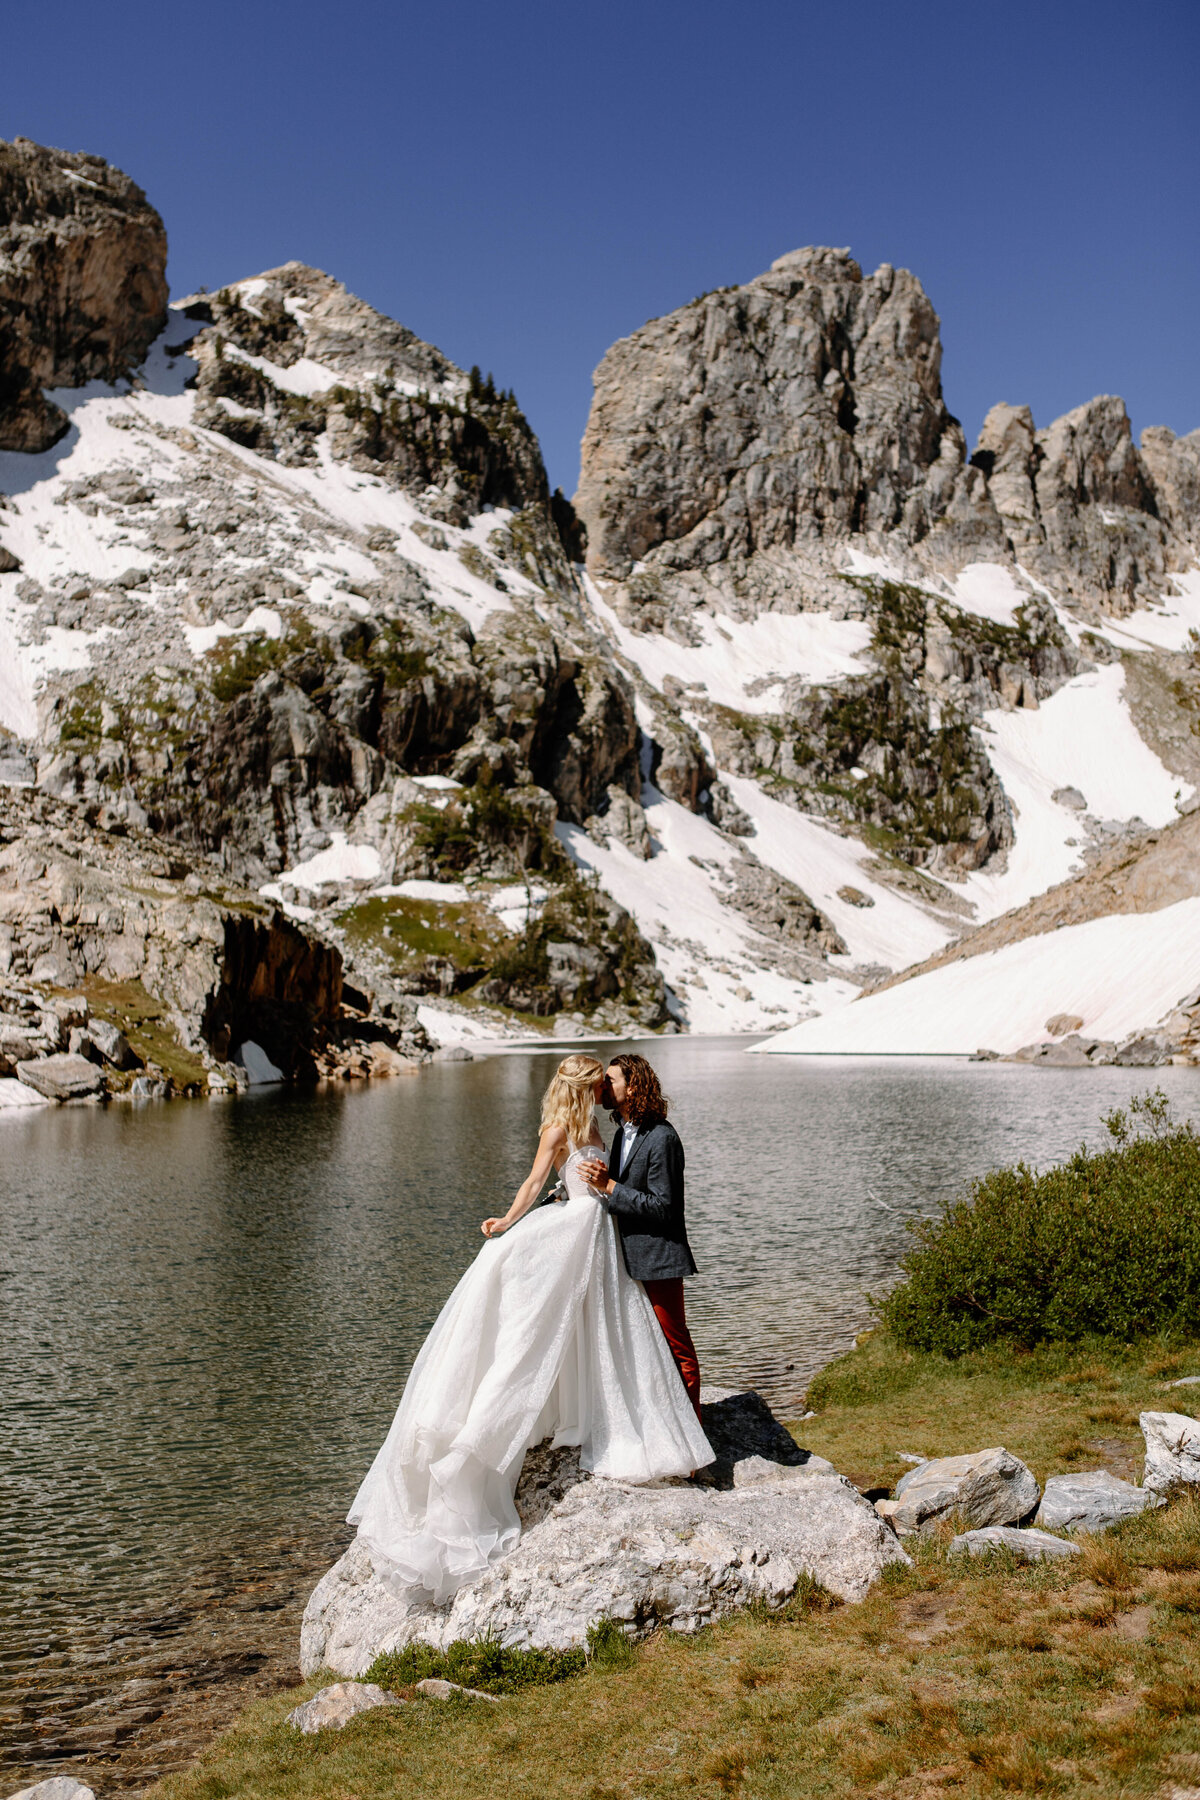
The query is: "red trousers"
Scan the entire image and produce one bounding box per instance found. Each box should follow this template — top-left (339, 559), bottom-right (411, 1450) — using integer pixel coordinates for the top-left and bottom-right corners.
top-left (644, 1278), bottom-right (702, 1420)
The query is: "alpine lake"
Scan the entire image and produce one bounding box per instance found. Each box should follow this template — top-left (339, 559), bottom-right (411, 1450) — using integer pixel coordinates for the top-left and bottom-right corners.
top-left (4, 1040), bottom-right (1199, 1793)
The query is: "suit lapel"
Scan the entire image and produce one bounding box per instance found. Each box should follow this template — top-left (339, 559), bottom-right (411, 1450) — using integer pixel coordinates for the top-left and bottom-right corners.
top-left (608, 1133), bottom-right (621, 1179)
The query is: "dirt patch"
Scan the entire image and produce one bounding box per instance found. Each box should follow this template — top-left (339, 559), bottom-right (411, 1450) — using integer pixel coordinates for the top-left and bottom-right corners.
top-left (895, 1592), bottom-right (959, 1645)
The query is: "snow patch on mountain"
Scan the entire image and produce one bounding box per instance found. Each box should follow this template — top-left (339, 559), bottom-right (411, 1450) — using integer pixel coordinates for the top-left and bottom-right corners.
top-left (587, 581), bottom-right (872, 714)
top-left (754, 898), bottom-right (1200, 1057)
top-left (958, 664), bottom-right (1190, 923)
top-left (558, 791), bottom-right (856, 1035)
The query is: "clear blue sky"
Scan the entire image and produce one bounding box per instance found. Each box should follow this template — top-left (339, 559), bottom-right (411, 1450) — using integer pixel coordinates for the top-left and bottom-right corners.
top-left (7, 0), bottom-right (1198, 493)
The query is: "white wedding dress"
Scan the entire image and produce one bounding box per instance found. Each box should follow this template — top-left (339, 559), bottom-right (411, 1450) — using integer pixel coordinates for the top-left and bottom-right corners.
top-left (348, 1142), bottom-right (713, 1602)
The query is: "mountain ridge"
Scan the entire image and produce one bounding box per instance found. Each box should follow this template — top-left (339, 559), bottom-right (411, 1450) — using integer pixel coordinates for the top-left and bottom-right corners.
top-left (1, 136), bottom-right (1197, 1075)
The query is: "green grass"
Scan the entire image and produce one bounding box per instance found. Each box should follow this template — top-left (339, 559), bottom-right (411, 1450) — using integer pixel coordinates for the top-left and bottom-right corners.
top-left (334, 894), bottom-right (504, 969)
top-left (801, 1328), bottom-right (1197, 1497)
top-left (71, 976), bottom-right (211, 1092)
top-left (148, 1480), bottom-right (1200, 1800)
top-left (365, 1636), bottom-right (586, 1696)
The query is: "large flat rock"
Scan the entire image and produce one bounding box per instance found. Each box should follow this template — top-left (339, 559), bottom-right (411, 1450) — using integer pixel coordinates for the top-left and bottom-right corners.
top-left (949, 1526), bottom-right (1081, 1563)
top-left (16, 1054), bottom-right (104, 1101)
top-left (301, 1390), bottom-right (907, 1676)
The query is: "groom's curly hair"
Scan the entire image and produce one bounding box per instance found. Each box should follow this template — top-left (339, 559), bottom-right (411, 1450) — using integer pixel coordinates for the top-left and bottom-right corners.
top-left (607, 1053), bottom-right (668, 1128)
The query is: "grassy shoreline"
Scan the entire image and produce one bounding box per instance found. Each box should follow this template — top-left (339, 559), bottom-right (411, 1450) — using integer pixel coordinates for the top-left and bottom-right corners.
top-left (145, 1330), bottom-right (1200, 1800)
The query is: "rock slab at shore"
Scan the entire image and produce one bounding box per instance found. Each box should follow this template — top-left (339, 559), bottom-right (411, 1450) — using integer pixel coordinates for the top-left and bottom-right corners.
top-left (301, 1391), bottom-right (908, 1675)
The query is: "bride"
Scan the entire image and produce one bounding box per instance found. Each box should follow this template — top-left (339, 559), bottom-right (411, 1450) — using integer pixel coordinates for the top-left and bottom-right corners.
top-left (347, 1053), bottom-right (713, 1603)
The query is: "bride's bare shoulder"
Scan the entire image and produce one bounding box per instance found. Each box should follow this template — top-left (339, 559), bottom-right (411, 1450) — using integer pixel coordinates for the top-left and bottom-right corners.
top-left (539, 1123), bottom-right (568, 1149)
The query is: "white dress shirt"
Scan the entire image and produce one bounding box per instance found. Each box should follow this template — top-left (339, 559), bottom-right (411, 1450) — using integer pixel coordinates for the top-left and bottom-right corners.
top-left (618, 1120), bottom-right (640, 1174)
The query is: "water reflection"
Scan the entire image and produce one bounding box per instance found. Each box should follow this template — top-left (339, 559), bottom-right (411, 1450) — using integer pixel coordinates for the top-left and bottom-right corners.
top-left (2, 1046), bottom-right (1197, 1786)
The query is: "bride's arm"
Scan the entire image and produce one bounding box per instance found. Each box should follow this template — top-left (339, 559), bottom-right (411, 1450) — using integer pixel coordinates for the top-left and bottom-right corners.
top-left (482, 1125), bottom-right (567, 1236)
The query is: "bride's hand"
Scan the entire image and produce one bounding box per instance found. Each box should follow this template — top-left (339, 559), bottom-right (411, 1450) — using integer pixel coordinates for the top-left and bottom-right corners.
top-left (481, 1216), bottom-right (510, 1237)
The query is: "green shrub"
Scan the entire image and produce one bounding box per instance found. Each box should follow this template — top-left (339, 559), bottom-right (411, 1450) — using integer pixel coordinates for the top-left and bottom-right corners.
top-left (878, 1093), bottom-right (1200, 1355)
top-left (206, 614), bottom-right (315, 702)
top-left (365, 1635), bottom-right (586, 1695)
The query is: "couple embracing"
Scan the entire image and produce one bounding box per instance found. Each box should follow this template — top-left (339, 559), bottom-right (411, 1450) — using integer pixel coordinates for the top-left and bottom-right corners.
top-left (349, 1053), bottom-right (713, 1602)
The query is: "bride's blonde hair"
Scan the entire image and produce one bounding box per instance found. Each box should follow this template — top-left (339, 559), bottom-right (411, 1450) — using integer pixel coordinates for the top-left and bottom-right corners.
top-left (540, 1054), bottom-right (604, 1149)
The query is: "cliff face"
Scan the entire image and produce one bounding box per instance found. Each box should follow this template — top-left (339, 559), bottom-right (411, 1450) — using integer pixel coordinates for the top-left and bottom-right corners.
top-left (0, 138), bottom-right (167, 452)
top-left (577, 249), bottom-right (953, 581)
top-left (0, 784), bottom-right (430, 1092)
top-left (574, 248), bottom-right (1200, 623)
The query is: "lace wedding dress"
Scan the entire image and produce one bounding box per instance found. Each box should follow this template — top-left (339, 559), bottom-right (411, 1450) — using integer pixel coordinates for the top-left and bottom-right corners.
top-left (347, 1143), bottom-right (713, 1602)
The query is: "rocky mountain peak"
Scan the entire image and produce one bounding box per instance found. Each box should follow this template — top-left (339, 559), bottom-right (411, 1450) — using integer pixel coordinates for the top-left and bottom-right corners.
top-left (576, 246), bottom-right (1200, 624)
top-left (178, 262), bottom-right (563, 535)
top-left (574, 247), bottom-right (953, 586)
top-left (179, 262), bottom-right (463, 397)
top-left (0, 137), bottom-right (167, 452)
top-left (768, 246), bottom-right (862, 281)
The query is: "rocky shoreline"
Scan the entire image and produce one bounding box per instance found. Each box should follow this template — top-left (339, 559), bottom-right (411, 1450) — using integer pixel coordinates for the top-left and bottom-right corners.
top-left (0, 783), bottom-right (435, 1109)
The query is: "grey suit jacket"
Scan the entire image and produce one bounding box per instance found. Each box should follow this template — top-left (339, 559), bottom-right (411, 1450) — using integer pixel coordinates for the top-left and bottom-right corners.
top-left (604, 1119), bottom-right (698, 1283)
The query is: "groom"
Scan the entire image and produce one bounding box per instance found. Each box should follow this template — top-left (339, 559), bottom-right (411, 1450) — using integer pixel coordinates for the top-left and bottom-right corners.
top-left (579, 1054), bottom-right (702, 1419)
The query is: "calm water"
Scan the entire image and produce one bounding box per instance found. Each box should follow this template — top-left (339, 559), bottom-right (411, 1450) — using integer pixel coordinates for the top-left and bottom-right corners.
top-left (3, 1043), bottom-right (1199, 1787)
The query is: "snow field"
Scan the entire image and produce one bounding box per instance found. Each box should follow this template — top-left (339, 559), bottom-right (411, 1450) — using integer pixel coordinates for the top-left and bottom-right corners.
top-left (754, 897), bottom-right (1200, 1056)
top-left (0, 1078), bottom-right (51, 1112)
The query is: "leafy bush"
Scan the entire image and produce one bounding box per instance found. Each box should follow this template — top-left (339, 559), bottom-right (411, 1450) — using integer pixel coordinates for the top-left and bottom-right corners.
top-left (365, 1635), bottom-right (586, 1695)
top-left (878, 1093), bottom-right (1200, 1355)
top-left (412, 781), bottom-right (562, 877)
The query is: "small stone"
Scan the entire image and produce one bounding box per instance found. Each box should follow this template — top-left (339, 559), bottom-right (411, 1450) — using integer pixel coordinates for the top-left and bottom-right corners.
top-left (416, 1677), bottom-right (501, 1703)
top-left (1167, 1376), bottom-right (1200, 1388)
top-left (836, 885), bottom-right (875, 908)
top-left (1035, 1469), bottom-right (1163, 1534)
top-left (949, 1526), bottom-right (1081, 1562)
top-left (88, 1018), bottom-right (138, 1067)
top-left (16, 1054), bottom-right (105, 1101)
top-left (5, 1782), bottom-right (96, 1800)
top-left (286, 1680), bottom-right (401, 1733)
top-left (890, 1447), bottom-right (1040, 1535)
top-left (432, 1044), bottom-right (475, 1061)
